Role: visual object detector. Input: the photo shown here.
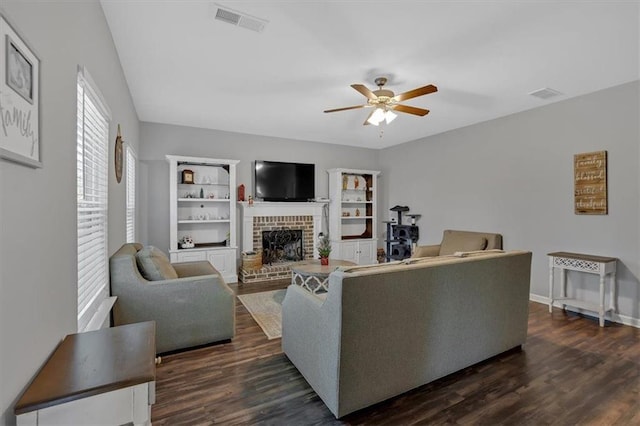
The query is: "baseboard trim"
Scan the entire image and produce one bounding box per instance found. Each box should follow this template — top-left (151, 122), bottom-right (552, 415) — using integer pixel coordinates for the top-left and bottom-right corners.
top-left (529, 294), bottom-right (640, 329)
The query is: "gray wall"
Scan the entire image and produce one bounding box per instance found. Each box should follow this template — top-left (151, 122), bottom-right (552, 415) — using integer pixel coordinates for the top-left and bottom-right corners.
top-left (0, 1), bottom-right (139, 424)
top-left (139, 122), bottom-right (379, 253)
top-left (380, 81), bottom-right (640, 323)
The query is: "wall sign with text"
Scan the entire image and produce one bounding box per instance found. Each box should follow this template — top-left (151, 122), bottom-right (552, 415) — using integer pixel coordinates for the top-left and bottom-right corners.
top-left (574, 150), bottom-right (607, 215)
top-left (0, 12), bottom-right (41, 168)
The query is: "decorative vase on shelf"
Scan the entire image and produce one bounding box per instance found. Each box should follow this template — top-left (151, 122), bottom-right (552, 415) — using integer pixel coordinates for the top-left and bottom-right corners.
top-left (238, 184), bottom-right (245, 202)
top-left (320, 256), bottom-right (329, 266)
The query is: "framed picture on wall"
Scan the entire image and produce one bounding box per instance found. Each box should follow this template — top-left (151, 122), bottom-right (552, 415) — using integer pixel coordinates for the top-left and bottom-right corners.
top-left (574, 150), bottom-right (607, 215)
top-left (0, 12), bottom-right (42, 168)
top-left (6, 34), bottom-right (33, 103)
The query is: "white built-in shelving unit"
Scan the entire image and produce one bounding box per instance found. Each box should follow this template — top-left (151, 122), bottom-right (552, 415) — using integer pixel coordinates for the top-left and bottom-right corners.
top-left (327, 168), bottom-right (380, 265)
top-left (167, 155), bottom-right (239, 283)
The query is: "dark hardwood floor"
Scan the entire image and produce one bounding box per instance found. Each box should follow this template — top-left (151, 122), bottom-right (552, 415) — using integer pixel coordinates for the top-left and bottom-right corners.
top-left (152, 279), bottom-right (640, 425)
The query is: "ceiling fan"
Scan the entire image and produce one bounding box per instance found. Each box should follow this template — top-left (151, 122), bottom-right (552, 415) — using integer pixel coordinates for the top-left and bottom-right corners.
top-left (324, 77), bottom-right (437, 126)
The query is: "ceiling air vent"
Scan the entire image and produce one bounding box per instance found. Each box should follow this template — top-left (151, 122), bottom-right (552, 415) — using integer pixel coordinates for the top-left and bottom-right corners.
top-left (528, 88), bottom-right (563, 100)
top-left (212, 3), bottom-right (268, 33)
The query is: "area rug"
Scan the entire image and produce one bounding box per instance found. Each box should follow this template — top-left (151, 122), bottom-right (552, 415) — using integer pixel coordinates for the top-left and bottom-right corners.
top-left (237, 289), bottom-right (286, 340)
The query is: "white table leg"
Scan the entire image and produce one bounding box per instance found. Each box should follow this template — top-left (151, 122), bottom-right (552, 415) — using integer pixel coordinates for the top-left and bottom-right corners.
top-left (610, 272), bottom-right (617, 313)
top-left (599, 274), bottom-right (606, 327)
top-left (548, 264), bottom-right (554, 313)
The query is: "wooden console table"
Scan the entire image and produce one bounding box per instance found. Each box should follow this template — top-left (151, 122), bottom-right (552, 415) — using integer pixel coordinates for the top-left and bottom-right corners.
top-left (15, 321), bottom-right (156, 425)
top-left (547, 252), bottom-right (617, 327)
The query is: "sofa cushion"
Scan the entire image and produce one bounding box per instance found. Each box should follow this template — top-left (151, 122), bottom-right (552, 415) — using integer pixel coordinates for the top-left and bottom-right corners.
top-left (135, 246), bottom-right (178, 281)
top-left (411, 244), bottom-right (440, 258)
top-left (439, 234), bottom-right (487, 256)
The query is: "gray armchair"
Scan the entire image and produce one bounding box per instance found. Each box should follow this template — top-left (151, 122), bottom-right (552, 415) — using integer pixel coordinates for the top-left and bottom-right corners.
top-left (109, 243), bottom-right (235, 353)
top-left (412, 229), bottom-right (503, 258)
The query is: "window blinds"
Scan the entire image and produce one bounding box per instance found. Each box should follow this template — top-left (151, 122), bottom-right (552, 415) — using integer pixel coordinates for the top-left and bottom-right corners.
top-left (77, 69), bottom-right (110, 332)
top-left (126, 146), bottom-right (136, 243)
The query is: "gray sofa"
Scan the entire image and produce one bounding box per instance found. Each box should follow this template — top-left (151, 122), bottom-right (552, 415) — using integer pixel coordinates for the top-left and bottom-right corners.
top-left (109, 243), bottom-right (235, 353)
top-left (282, 250), bottom-right (531, 418)
top-left (412, 229), bottom-right (503, 257)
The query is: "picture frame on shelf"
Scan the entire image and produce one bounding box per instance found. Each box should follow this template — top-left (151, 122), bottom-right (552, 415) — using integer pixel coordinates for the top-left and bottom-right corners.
top-left (0, 12), bottom-right (41, 168)
top-left (182, 169), bottom-right (194, 184)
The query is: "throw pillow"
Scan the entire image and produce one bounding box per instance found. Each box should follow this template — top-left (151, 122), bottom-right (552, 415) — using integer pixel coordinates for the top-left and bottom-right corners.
top-left (439, 235), bottom-right (487, 256)
top-left (135, 246), bottom-right (178, 281)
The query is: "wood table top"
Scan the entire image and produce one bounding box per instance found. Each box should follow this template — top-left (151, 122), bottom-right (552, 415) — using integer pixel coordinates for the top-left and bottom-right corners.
top-left (291, 260), bottom-right (357, 277)
top-left (547, 252), bottom-right (617, 263)
top-left (15, 321), bottom-right (156, 415)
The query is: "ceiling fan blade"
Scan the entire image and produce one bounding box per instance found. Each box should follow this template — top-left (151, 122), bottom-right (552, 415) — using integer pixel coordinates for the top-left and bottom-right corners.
top-left (351, 84), bottom-right (378, 100)
top-left (393, 84), bottom-right (438, 102)
top-left (324, 105), bottom-right (366, 113)
top-left (391, 104), bottom-right (430, 116)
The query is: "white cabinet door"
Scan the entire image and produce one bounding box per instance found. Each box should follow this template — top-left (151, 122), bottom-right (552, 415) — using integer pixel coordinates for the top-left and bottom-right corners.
top-left (332, 240), bottom-right (377, 265)
top-left (17, 383), bottom-right (154, 426)
top-left (170, 248), bottom-right (237, 282)
top-left (171, 250), bottom-right (206, 263)
top-left (334, 241), bottom-right (358, 264)
top-left (356, 240), bottom-right (376, 265)
top-left (207, 248), bottom-right (237, 283)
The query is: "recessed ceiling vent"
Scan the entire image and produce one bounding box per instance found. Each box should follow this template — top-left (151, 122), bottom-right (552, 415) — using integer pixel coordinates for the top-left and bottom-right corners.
top-left (528, 87), bottom-right (563, 100)
top-left (212, 3), bottom-right (268, 33)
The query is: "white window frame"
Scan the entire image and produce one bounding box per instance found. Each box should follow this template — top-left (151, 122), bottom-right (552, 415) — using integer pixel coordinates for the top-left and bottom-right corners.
top-left (77, 66), bottom-right (111, 332)
top-left (125, 145), bottom-right (136, 243)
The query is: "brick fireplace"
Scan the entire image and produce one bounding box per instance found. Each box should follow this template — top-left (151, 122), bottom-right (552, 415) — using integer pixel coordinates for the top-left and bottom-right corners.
top-left (238, 202), bottom-right (326, 283)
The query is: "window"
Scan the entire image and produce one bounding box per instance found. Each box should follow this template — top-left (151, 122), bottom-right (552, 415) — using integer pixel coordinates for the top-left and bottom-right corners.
top-left (125, 145), bottom-right (136, 243)
top-left (76, 67), bottom-right (111, 332)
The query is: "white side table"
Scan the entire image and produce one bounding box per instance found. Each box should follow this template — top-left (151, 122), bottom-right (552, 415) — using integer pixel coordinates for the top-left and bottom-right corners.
top-left (15, 322), bottom-right (156, 425)
top-left (548, 252), bottom-right (617, 327)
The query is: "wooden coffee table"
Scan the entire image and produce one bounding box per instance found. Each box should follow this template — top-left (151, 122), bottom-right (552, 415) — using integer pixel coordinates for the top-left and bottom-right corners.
top-left (291, 260), bottom-right (356, 294)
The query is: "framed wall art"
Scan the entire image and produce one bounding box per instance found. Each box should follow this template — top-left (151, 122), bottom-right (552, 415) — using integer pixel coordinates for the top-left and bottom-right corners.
top-left (0, 12), bottom-right (42, 168)
top-left (574, 150), bottom-right (607, 215)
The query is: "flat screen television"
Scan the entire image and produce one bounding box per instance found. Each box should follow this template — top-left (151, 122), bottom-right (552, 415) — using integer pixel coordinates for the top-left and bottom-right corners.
top-left (254, 160), bottom-right (315, 202)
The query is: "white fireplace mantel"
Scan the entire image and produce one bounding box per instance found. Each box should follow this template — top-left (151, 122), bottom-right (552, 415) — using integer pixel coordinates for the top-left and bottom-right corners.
top-left (238, 201), bottom-right (328, 257)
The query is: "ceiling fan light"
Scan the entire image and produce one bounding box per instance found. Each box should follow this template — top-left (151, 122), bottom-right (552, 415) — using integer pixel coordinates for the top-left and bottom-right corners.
top-left (366, 116), bottom-right (380, 126)
top-left (368, 107), bottom-right (385, 125)
top-left (385, 110), bottom-right (397, 124)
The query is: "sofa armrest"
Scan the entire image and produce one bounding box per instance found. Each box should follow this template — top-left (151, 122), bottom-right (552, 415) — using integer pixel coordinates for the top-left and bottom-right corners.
top-left (282, 284), bottom-right (341, 413)
top-left (412, 244), bottom-right (440, 258)
top-left (113, 274), bottom-right (235, 352)
top-left (172, 261), bottom-right (217, 278)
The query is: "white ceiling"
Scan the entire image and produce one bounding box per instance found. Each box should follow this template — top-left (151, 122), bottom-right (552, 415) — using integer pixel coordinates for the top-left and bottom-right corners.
top-left (100, 0), bottom-right (639, 149)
